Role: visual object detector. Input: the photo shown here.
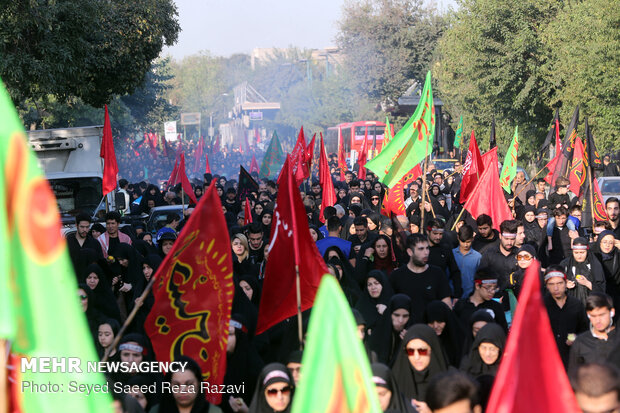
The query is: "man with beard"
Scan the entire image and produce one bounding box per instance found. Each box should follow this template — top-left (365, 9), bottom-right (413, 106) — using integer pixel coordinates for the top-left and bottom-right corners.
top-left (389, 233), bottom-right (452, 322)
top-left (426, 218), bottom-right (462, 299)
top-left (479, 220), bottom-right (518, 291)
top-left (247, 222), bottom-right (265, 264)
top-left (67, 213), bottom-right (103, 270)
top-left (569, 293), bottom-right (620, 370)
top-left (543, 266), bottom-right (588, 367)
top-left (606, 197), bottom-right (620, 239)
top-left (472, 214), bottom-right (499, 253)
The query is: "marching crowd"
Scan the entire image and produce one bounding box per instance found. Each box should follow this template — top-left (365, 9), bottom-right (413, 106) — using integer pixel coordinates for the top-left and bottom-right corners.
top-left (67, 154), bottom-right (620, 413)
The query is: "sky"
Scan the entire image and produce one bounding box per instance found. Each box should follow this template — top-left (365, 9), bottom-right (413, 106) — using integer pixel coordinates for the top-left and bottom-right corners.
top-left (162, 0), bottom-right (457, 60)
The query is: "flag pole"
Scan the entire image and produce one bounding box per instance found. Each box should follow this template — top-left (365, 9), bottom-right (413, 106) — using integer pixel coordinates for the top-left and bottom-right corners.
top-left (0, 339), bottom-right (7, 413)
top-left (510, 166), bottom-right (548, 208)
top-left (421, 133), bottom-right (431, 234)
top-left (102, 276), bottom-right (157, 362)
top-left (288, 158), bottom-right (305, 350)
top-left (587, 164), bottom-right (596, 227)
top-left (451, 207), bottom-right (466, 231)
top-left (424, 184), bottom-right (436, 218)
top-left (295, 264), bottom-right (303, 351)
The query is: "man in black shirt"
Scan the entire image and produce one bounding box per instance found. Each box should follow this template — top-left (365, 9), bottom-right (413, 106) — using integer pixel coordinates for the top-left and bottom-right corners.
top-left (427, 218), bottom-right (462, 298)
top-left (479, 219), bottom-right (518, 291)
top-left (389, 233), bottom-right (452, 322)
top-left (247, 222), bottom-right (266, 264)
top-left (569, 292), bottom-right (620, 371)
top-left (543, 266), bottom-right (588, 367)
top-left (606, 197), bottom-right (620, 239)
top-left (454, 270), bottom-right (508, 333)
top-left (348, 216), bottom-right (378, 259)
top-left (67, 213), bottom-right (103, 272)
top-left (472, 214), bottom-right (499, 253)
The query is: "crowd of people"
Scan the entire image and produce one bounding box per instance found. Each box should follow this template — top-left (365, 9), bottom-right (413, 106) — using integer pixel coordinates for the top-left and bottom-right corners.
top-left (66, 151), bottom-right (620, 413)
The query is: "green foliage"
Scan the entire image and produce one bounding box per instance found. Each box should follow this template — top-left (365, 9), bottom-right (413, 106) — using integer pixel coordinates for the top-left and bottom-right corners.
top-left (337, 0), bottom-right (446, 104)
top-left (0, 0), bottom-right (180, 106)
top-left (435, 0), bottom-right (619, 162)
top-left (541, 0), bottom-right (620, 153)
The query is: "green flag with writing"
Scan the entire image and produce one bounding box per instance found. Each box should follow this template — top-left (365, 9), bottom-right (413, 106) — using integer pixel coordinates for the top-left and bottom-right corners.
top-left (260, 131), bottom-right (285, 179)
top-left (0, 80), bottom-right (112, 412)
top-left (365, 71), bottom-right (435, 188)
top-left (454, 116), bottom-right (463, 149)
top-left (291, 276), bottom-right (382, 413)
top-left (499, 126), bottom-right (519, 192)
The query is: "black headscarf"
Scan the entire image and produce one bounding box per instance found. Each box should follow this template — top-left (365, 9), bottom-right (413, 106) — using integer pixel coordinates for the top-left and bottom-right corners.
top-left (369, 294), bottom-right (414, 366)
top-left (460, 323), bottom-right (506, 378)
top-left (354, 270), bottom-right (394, 332)
top-left (391, 324), bottom-right (448, 402)
top-left (248, 363), bottom-right (295, 413)
top-left (155, 356), bottom-right (211, 413)
top-left (371, 363), bottom-right (417, 413)
top-left (423, 301), bottom-right (464, 367)
top-left (561, 237), bottom-right (606, 306)
top-left (239, 274), bottom-right (262, 309)
top-left (82, 263), bottom-right (120, 322)
top-left (596, 231), bottom-right (620, 301)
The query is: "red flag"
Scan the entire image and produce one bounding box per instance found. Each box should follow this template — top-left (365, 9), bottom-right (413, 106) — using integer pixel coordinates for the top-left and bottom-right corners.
top-left (486, 260), bottom-right (580, 412)
top-left (305, 133), bottom-right (316, 172)
top-left (244, 197), bottom-right (253, 225)
top-left (212, 134), bottom-right (220, 154)
top-left (568, 136), bottom-right (585, 196)
top-left (250, 155), bottom-right (260, 174)
top-left (290, 127), bottom-right (309, 185)
top-left (177, 154), bottom-right (198, 205)
top-left (338, 127), bottom-right (347, 181)
top-left (168, 157), bottom-right (179, 186)
top-left (145, 182), bottom-right (234, 405)
top-left (193, 136), bottom-right (205, 175)
top-left (380, 192), bottom-right (390, 217)
top-left (205, 153), bottom-right (211, 174)
top-left (100, 105), bottom-right (118, 196)
top-left (357, 128), bottom-right (369, 181)
top-left (257, 156), bottom-right (328, 334)
top-left (592, 177), bottom-right (609, 221)
top-left (319, 134), bottom-right (337, 223)
top-left (481, 147), bottom-right (498, 172)
top-left (384, 181), bottom-right (406, 215)
top-left (459, 131), bottom-right (485, 203)
top-left (463, 156), bottom-right (513, 226)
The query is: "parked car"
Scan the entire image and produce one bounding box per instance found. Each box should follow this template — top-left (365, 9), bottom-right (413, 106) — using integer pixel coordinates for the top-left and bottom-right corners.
top-left (598, 177), bottom-right (620, 204)
top-left (146, 205), bottom-right (187, 235)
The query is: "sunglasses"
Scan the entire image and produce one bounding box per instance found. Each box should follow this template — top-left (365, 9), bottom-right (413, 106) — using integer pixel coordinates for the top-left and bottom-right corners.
top-left (516, 254), bottom-right (533, 262)
top-left (405, 347), bottom-right (429, 356)
top-left (266, 386), bottom-right (292, 397)
top-left (371, 197), bottom-right (380, 200)
top-left (79, 295), bottom-right (88, 300)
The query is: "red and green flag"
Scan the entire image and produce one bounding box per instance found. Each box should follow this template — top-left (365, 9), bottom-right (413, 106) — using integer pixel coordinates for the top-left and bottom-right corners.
top-left (382, 116), bottom-right (393, 150)
top-left (366, 71), bottom-right (435, 188)
top-left (499, 126), bottom-right (519, 192)
top-left (291, 276), bottom-right (382, 413)
top-left (259, 131), bottom-right (285, 179)
top-left (0, 81), bottom-right (112, 411)
top-left (453, 115), bottom-right (463, 149)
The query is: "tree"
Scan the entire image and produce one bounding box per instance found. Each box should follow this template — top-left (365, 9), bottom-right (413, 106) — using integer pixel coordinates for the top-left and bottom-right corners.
top-left (541, 0), bottom-right (619, 153)
top-left (337, 0), bottom-right (446, 105)
top-left (435, 0), bottom-right (560, 158)
top-left (0, 0), bottom-right (180, 106)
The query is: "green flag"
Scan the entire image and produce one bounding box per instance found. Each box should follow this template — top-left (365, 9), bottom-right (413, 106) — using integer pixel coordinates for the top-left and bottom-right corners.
top-left (499, 126), bottom-right (519, 192)
top-left (454, 115), bottom-right (463, 149)
top-left (291, 276), bottom-right (382, 413)
top-left (366, 71), bottom-right (435, 188)
top-left (259, 131), bottom-right (285, 179)
top-left (0, 81), bottom-right (112, 411)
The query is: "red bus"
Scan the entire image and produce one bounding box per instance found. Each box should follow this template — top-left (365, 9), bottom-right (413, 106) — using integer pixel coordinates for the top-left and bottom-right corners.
top-left (325, 121), bottom-right (387, 161)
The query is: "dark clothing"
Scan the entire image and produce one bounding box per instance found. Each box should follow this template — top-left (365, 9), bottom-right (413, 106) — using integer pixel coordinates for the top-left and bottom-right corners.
top-left (603, 162), bottom-right (620, 177)
top-left (248, 245), bottom-right (265, 265)
top-left (67, 234), bottom-right (103, 272)
top-left (479, 244), bottom-right (516, 291)
top-left (569, 328), bottom-right (620, 371)
top-left (548, 192), bottom-right (571, 210)
top-left (549, 226), bottom-right (572, 265)
top-left (472, 229), bottom-right (499, 253)
top-left (389, 264), bottom-right (452, 322)
top-left (561, 255), bottom-right (606, 306)
top-left (348, 232), bottom-right (378, 253)
top-left (544, 294), bottom-right (588, 367)
top-left (453, 296), bottom-right (508, 333)
top-left (428, 243), bottom-right (463, 298)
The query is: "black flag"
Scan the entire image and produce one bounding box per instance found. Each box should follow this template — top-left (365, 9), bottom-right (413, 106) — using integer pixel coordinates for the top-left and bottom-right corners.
top-left (489, 116), bottom-right (497, 150)
top-left (584, 117), bottom-right (603, 170)
top-left (551, 105), bottom-right (579, 185)
top-left (237, 165), bottom-right (259, 202)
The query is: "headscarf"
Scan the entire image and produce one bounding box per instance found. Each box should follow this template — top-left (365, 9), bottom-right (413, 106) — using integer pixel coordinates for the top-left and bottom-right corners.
top-left (82, 264), bottom-right (120, 322)
top-left (156, 356), bottom-right (211, 413)
top-left (371, 234), bottom-right (397, 276)
top-left (369, 294), bottom-right (414, 366)
top-left (595, 230), bottom-right (620, 300)
top-left (562, 237), bottom-right (606, 305)
top-left (371, 363), bottom-right (417, 413)
top-left (248, 363), bottom-right (294, 413)
top-left (354, 270), bottom-right (395, 331)
top-left (460, 323), bottom-right (506, 378)
top-left (423, 301), bottom-right (464, 367)
top-left (391, 324), bottom-right (449, 402)
top-left (239, 275), bottom-right (262, 309)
